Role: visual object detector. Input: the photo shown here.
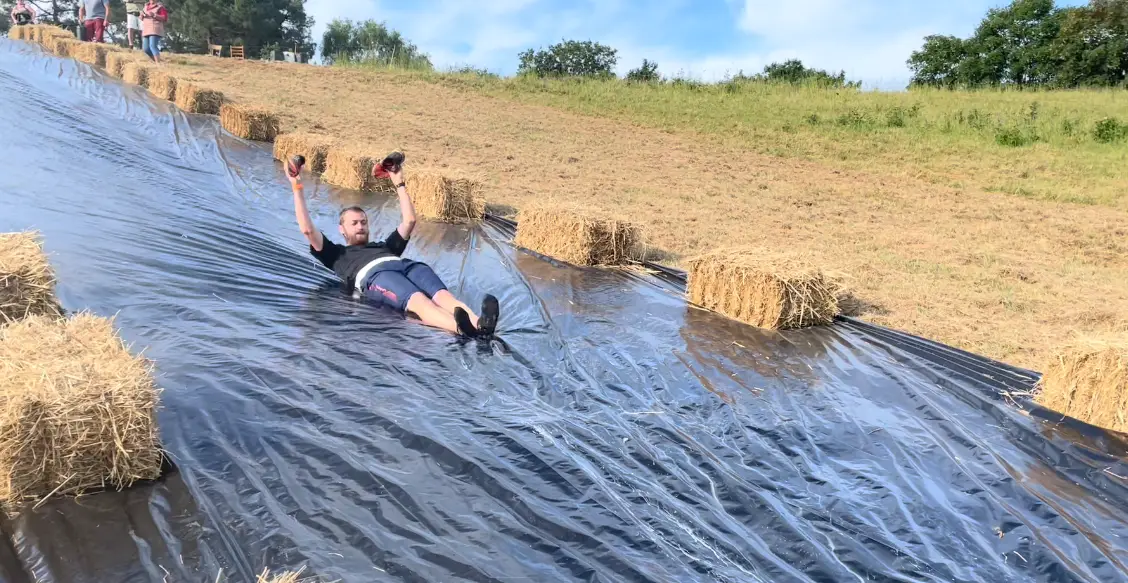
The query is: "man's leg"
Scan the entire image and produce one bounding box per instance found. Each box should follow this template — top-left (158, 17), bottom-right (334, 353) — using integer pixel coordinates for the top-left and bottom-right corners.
top-left (402, 260), bottom-right (478, 319)
top-left (405, 293), bottom-right (459, 334)
top-left (369, 270), bottom-right (471, 335)
top-left (403, 260), bottom-right (499, 334)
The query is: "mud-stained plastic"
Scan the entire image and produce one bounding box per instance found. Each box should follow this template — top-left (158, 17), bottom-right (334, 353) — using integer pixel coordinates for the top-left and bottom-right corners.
top-left (0, 39), bottom-right (1126, 583)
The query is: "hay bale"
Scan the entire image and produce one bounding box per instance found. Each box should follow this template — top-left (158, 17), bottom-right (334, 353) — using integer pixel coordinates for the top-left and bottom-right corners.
top-left (173, 82), bottom-right (224, 115)
top-left (39, 26), bottom-right (73, 47)
top-left (0, 313), bottom-right (164, 503)
top-left (104, 51), bottom-right (133, 79)
top-left (0, 232), bottom-right (62, 324)
top-left (514, 205), bottom-right (639, 266)
top-left (6, 27), bottom-right (21, 41)
top-left (71, 43), bottom-right (110, 68)
top-left (1036, 339), bottom-right (1128, 434)
top-left (686, 250), bottom-right (841, 330)
top-left (219, 103), bottom-right (280, 142)
top-left (50, 38), bottom-right (80, 58)
top-left (272, 133), bottom-right (335, 174)
top-left (147, 70), bottom-right (177, 101)
top-left (122, 61), bottom-right (151, 87)
top-left (323, 146), bottom-right (381, 191)
top-left (406, 169), bottom-right (484, 223)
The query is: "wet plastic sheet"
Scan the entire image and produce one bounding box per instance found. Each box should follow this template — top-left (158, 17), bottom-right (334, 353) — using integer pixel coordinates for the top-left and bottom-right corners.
top-left (1, 39), bottom-right (1127, 583)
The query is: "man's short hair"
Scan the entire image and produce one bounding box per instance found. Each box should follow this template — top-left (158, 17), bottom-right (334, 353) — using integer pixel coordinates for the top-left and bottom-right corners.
top-left (338, 206), bottom-right (366, 224)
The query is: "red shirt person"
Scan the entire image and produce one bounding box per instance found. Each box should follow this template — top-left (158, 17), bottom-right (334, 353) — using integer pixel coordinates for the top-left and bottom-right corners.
top-left (78, 0), bottom-right (111, 43)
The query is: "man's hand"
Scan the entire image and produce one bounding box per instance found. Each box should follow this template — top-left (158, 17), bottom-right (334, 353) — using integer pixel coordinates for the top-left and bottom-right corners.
top-left (287, 166), bottom-right (303, 189)
top-left (387, 166), bottom-right (404, 187)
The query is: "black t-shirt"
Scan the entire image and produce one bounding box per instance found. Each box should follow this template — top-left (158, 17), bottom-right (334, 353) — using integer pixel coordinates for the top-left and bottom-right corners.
top-left (310, 228), bottom-right (408, 288)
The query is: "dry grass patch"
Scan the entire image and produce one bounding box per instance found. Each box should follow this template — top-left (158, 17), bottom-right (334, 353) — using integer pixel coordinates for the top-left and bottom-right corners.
top-left (147, 69), bottom-right (177, 101)
top-left (407, 169), bottom-right (485, 223)
top-left (174, 81), bottom-right (224, 114)
top-left (273, 133), bottom-right (335, 174)
top-left (220, 103), bottom-right (280, 142)
top-left (0, 232), bottom-right (62, 324)
top-left (1036, 337), bottom-right (1128, 434)
top-left (122, 61), bottom-right (152, 87)
top-left (687, 250), bottom-right (842, 330)
top-left (0, 313), bottom-right (164, 504)
top-left (515, 204), bottom-right (639, 266)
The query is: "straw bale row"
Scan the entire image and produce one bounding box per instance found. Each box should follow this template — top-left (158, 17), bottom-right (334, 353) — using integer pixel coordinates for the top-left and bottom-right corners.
top-left (0, 232), bottom-right (164, 505)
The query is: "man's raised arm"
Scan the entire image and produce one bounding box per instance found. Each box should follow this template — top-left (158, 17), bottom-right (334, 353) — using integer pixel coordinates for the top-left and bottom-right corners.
top-left (287, 170), bottom-right (324, 251)
top-left (387, 166), bottom-right (416, 240)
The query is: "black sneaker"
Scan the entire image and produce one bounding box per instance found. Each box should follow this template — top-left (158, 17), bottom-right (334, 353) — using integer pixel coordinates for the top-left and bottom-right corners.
top-left (478, 295), bottom-right (499, 336)
top-left (453, 307), bottom-right (479, 337)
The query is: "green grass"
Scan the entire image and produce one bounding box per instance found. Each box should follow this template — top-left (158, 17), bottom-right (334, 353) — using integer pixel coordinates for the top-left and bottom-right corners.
top-left (354, 65), bottom-right (1128, 208)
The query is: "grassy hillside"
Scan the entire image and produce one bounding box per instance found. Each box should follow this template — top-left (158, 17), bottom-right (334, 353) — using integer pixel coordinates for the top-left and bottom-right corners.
top-left (421, 72), bottom-right (1128, 208)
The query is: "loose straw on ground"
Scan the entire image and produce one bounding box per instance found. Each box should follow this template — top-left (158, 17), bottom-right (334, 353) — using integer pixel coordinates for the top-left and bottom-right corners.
top-left (0, 313), bottom-right (165, 504)
top-left (514, 204), bottom-right (640, 266)
top-left (220, 103), bottom-right (280, 142)
top-left (174, 81), bottom-right (224, 115)
top-left (0, 232), bottom-right (62, 324)
top-left (686, 249), bottom-right (842, 330)
top-left (1035, 337), bottom-right (1127, 434)
top-left (273, 133), bottom-right (335, 174)
top-left (407, 168), bottom-right (485, 223)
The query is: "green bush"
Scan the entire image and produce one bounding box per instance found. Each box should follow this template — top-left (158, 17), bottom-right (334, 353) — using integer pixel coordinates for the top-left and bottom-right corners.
top-left (1092, 117), bottom-right (1126, 143)
top-left (995, 126), bottom-right (1035, 147)
top-left (626, 59), bottom-right (660, 83)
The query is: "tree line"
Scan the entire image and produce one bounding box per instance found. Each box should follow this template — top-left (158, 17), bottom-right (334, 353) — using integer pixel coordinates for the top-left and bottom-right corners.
top-left (909, 0), bottom-right (1128, 88)
top-left (0, 0), bottom-right (315, 59)
top-left (322, 19), bottom-right (858, 88)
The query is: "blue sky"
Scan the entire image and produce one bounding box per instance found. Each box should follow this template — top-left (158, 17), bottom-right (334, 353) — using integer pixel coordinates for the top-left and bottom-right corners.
top-left (303, 0), bottom-right (1087, 89)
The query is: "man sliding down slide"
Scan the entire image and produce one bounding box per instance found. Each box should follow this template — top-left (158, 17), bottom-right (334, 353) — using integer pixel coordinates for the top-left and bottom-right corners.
top-left (288, 155), bottom-right (500, 338)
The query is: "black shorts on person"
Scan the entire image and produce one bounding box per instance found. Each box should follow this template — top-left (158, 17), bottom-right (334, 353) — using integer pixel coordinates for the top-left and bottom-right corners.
top-left (309, 228), bottom-right (448, 313)
top-left (362, 259), bottom-right (447, 312)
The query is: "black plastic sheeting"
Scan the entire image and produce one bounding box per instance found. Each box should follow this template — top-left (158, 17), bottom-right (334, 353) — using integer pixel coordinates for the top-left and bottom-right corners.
top-left (2, 39), bottom-right (1127, 583)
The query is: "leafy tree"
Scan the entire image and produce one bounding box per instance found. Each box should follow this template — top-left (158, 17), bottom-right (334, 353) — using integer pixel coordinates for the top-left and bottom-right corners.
top-left (907, 35), bottom-right (969, 87)
top-left (517, 39), bottom-right (617, 77)
top-left (160, 0), bottom-right (315, 59)
top-left (625, 58), bottom-right (659, 82)
top-left (320, 18), bottom-right (431, 69)
top-left (1054, 0), bottom-right (1128, 86)
top-left (758, 58), bottom-right (859, 87)
top-left (908, 0), bottom-right (1128, 88)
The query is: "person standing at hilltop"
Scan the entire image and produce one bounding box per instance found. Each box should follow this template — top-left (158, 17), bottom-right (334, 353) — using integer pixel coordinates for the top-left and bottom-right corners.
top-left (140, 0), bottom-right (168, 64)
top-left (78, 0), bottom-right (110, 43)
top-left (10, 0), bottom-right (36, 26)
top-left (125, 0), bottom-right (144, 49)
